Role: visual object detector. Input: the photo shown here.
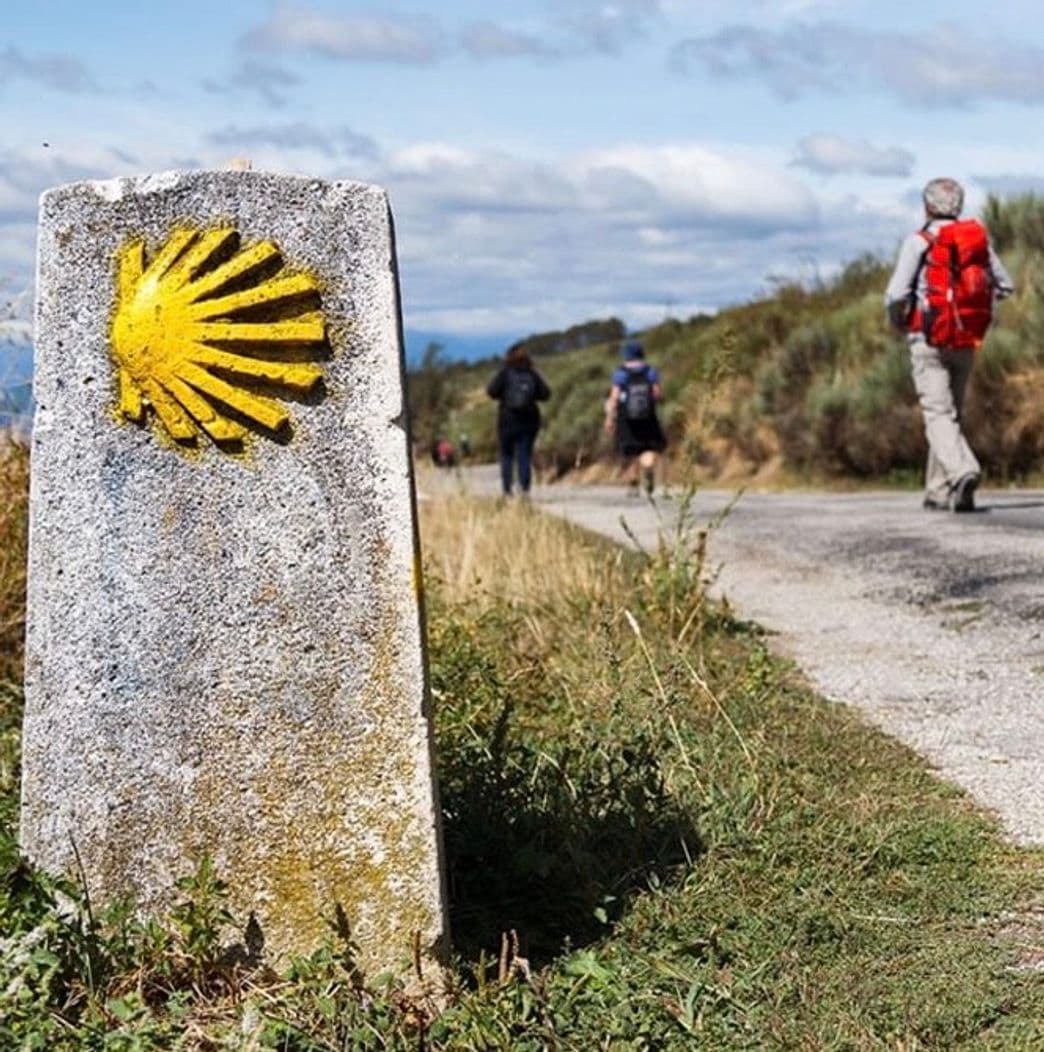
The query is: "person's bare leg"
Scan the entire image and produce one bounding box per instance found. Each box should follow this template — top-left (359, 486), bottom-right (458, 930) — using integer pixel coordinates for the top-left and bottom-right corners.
top-left (639, 450), bottom-right (658, 495)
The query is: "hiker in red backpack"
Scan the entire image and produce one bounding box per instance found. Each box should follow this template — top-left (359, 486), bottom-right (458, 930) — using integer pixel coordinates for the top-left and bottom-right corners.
top-left (885, 177), bottom-right (1014, 512)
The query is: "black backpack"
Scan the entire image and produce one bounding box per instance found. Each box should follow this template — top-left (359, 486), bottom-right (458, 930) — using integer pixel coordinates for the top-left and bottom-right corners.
top-left (621, 366), bottom-right (654, 421)
top-left (503, 368), bottom-right (538, 411)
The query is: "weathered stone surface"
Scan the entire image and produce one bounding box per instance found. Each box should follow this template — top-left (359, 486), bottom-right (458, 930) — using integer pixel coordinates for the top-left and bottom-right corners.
top-left (21, 170), bottom-right (448, 974)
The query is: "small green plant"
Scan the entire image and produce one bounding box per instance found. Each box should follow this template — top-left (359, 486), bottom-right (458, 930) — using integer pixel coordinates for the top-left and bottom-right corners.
top-left (169, 859), bottom-right (231, 956)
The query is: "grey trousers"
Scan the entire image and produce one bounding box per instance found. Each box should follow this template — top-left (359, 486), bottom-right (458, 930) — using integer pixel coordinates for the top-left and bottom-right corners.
top-left (909, 338), bottom-right (980, 501)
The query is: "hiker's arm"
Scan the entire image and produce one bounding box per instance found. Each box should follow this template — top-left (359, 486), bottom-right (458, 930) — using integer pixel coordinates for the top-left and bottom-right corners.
top-left (486, 369), bottom-right (504, 399)
top-left (988, 243), bottom-right (1015, 300)
top-left (884, 234), bottom-right (924, 330)
top-left (604, 387), bottom-right (620, 434)
top-left (536, 373), bottom-right (551, 401)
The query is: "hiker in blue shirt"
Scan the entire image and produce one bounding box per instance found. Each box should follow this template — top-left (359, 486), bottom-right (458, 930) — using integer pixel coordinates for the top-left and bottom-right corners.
top-left (487, 345), bottom-right (551, 497)
top-left (604, 340), bottom-right (666, 496)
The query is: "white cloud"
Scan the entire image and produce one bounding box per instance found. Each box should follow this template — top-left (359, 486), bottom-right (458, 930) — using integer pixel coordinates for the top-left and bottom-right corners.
top-left (572, 144), bottom-right (819, 228)
top-left (384, 144), bottom-right (577, 214)
top-left (202, 60), bottom-right (302, 108)
top-left (460, 22), bottom-right (559, 59)
top-left (636, 226), bottom-right (675, 246)
top-left (792, 135), bottom-right (914, 177)
top-left (458, 2), bottom-right (666, 64)
top-left (973, 173), bottom-right (1044, 197)
top-left (372, 140), bottom-right (901, 333)
top-left (0, 135), bottom-right (912, 341)
top-left (242, 4), bottom-right (443, 65)
top-left (671, 21), bottom-right (1044, 106)
top-left (206, 123), bottom-right (378, 160)
top-left (561, 0), bottom-right (665, 53)
top-left (0, 46), bottom-right (98, 94)
top-left (406, 298), bottom-right (714, 336)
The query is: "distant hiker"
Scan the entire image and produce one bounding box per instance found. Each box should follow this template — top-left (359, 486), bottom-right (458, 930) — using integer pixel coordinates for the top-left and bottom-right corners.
top-left (487, 345), bottom-right (551, 497)
top-left (435, 437), bottom-right (456, 468)
top-left (885, 177), bottom-right (1014, 512)
top-left (604, 339), bottom-right (666, 496)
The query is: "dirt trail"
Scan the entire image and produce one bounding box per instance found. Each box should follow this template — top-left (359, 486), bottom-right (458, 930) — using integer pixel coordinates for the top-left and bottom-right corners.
top-left (422, 466), bottom-right (1044, 845)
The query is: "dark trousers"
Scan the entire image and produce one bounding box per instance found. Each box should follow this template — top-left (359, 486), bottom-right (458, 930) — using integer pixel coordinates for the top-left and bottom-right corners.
top-left (499, 428), bottom-right (537, 494)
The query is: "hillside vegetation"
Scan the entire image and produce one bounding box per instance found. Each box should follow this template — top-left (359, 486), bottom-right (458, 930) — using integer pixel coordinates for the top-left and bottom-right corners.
top-left (413, 194), bottom-right (1044, 484)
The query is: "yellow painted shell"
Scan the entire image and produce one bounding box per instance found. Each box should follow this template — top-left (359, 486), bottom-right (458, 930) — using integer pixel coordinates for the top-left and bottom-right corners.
top-left (110, 226), bottom-right (326, 446)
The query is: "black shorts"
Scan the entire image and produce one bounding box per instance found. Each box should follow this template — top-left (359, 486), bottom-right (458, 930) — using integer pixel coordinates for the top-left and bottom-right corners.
top-left (616, 413), bottom-right (666, 457)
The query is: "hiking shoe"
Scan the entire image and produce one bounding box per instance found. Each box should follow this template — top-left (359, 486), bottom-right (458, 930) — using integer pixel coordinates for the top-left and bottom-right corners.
top-left (950, 473), bottom-right (979, 512)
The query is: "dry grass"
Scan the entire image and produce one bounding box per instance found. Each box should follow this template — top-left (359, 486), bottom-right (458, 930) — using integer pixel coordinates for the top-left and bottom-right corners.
top-left (0, 439), bottom-right (28, 683)
top-left (419, 494), bottom-right (625, 612)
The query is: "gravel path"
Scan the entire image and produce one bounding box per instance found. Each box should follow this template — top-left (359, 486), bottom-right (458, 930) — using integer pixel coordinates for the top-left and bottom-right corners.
top-left (427, 467), bottom-right (1044, 845)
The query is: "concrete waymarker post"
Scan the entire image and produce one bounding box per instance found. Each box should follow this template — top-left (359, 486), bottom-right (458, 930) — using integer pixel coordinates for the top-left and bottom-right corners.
top-left (21, 170), bottom-right (448, 975)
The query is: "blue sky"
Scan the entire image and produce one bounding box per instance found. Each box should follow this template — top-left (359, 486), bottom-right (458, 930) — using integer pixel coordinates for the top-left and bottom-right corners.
top-left (4, 0), bottom-right (1044, 358)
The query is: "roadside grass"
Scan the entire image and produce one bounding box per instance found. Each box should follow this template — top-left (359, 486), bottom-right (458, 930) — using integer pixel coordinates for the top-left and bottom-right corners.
top-left (426, 496), bottom-right (1044, 1049)
top-left (2, 447), bottom-right (1044, 1047)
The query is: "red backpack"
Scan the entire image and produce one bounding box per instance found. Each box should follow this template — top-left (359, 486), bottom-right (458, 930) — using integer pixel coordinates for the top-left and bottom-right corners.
top-left (910, 219), bottom-right (993, 350)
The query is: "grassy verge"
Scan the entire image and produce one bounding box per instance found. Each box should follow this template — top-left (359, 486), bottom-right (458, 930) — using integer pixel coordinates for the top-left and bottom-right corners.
top-left (2, 444), bottom-right (1043, 1047)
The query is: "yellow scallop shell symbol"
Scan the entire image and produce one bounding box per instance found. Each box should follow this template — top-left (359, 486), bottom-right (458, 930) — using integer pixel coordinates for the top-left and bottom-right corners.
top-left (110, 226), bottom-right (327, 447)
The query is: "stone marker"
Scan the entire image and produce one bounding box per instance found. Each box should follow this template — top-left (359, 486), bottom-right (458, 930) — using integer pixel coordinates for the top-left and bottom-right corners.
top-left (21, 170), bottom-right (448, 975)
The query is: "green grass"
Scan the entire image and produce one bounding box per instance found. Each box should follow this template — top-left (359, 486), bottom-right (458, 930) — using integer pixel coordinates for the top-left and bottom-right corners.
top-left (2, 466), bottom-right (1044, 1047)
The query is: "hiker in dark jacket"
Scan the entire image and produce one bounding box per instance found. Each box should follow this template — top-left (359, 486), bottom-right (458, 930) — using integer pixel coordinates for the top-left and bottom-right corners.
top-left (487, 345), bottom-right (551, 497)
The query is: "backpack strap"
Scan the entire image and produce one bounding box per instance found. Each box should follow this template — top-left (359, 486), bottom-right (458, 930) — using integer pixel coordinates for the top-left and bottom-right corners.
top-left (917, 220), bottom-right (937, 253)
top-left (905, 229), bottom-right (934, 333)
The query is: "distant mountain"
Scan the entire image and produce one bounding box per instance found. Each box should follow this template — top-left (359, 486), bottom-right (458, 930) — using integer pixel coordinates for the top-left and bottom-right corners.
top-left (403, 320), bottom-right (630, 367)
top-left (404, 328), bottom-right (514, 366)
